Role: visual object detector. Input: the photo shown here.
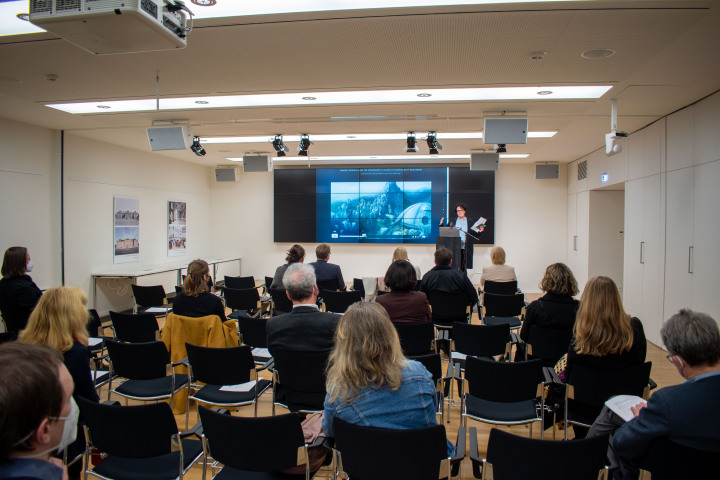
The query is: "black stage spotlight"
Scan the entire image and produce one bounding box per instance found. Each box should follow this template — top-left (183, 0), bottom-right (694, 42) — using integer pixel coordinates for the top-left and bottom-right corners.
top-left (190, 136), bottom-right (206, 156)
top-left (496, 144), bottom-right (507, 153)
top-left (297, 133), bottom-right (311, 156)
top-left (404, 132), bottom-right (419, 152)
top-left (272, 134), bottom-right (289, 157)
top-left (426, 131), bottom-right (442, 155)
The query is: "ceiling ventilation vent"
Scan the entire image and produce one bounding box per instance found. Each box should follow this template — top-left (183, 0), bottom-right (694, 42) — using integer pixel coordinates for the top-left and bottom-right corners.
top-left (577, 160), bottom-right (588, 180)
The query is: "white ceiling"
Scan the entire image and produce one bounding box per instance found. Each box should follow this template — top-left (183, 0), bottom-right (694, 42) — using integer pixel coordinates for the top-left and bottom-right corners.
top-left (1, 0), bottom-right (719, 167)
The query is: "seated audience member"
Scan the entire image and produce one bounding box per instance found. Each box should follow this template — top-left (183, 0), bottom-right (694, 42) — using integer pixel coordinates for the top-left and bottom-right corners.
top-left (0, 342), bottom-right (75, 480)
top-left (0, 246), bottom-right (43, 334)
top-left (519, 263), bottom-right (579, 352)
top-left (270, 244), bottom-right (305, 290)
top-left (392, 246), bottom-right (422, 280)
top-left (173, 259), bottom-right (227, 321)
top-left (587, 309), bottom-right (720, 478)
top-left (19, 287), bottom-right (99, 478)
top-left (322, 302), bottom-right (454, 456)
top-left (309, 243), bottom-right (346, 291)
top-left (376, 260), bottom-right (431, 323)
top-left (420, 248), bottom-right (478, 308)
top-left (266, 263), bottom-right (341, 354)
top-left (479, 246), bottom-right (517, 290)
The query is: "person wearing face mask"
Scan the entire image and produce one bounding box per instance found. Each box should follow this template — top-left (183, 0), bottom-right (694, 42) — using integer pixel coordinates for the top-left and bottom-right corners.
top-left (173, 259), bottom-right (228, 321)
top-left (19, 287), bottom-right (98, 479)
top-left (0, 342), bottom-right (76, 480)
top-left (0, 246), bottom-right (43, 334)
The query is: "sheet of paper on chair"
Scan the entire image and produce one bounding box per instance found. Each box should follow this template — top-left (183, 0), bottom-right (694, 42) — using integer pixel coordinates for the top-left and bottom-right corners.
top-left (605, 394), bottom-right (646, 422)
top-left (88, 337), bottom-right (103, 347)
top-left (451, 352), bottom-right (467, 360)
top-left (252, 347), bottom-right (271, 358)
top-left (220, 380), bottom-right (258, 392)
top-left (92, 370), bottom-right (109, 380)
top-left (146, 307), bottom-right (171, 313)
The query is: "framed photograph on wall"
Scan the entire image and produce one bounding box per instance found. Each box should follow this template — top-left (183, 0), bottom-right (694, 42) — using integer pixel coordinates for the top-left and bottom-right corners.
top-left (168, 201), bottom-right (186, 257)
top-left (113, 196), bottom-right (139, 264)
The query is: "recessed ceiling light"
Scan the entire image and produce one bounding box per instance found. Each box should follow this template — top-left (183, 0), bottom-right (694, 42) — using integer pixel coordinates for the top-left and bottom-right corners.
top-left (581, 49), bottom-right (616, 59)
top-left (229, 153), bottom-right (530, 162)
top-left (417, 93), bottom-right (432, 97)
top-left (191, 0), bottom-right (217, 5)
top-left (529, 51), bottom-right (547, 61)
top-left (0, 76), bottom-right (21, 85)
top-left (302, 96), bottom-right (317, 101)
top-left (537, 90), bottom-right (553, 95)
top-left (97, 105), bottom-right (111, 109)
top-left (202, 131), bottom-right (556, 144)
top-left (195, 100), bottom-right (209, 104)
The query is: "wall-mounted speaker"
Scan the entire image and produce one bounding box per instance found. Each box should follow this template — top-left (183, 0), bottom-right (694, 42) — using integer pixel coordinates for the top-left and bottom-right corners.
top-left (470, 152), bottom-right (499, 171)
top-left (536, 164), bottom-right (559, 179)
top-left (215, 167), bottom-right (237, 182)
top-left (483, 118), bottom-right (528, 144)
top-left (146, 126), bottom-right (191, 151)
top-left (243, 155), bottom-right (272, 172)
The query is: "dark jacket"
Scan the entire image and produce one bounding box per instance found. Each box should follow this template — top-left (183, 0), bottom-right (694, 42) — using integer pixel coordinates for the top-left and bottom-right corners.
top-left (266, 305), bottom-right (341, 354)
top-left (420, 265), bottom-right (478, 306)
top-left (376, 291), bottom-right (432, 323)
top-left (439, 217), bottom-right (482, 269)
top-left (172, 291), bottom-right (227, 322)
top-left (309, 260), bottom-right (345, 291)
top-left (519, 293), bottom-right (579, 342)
top-left (64, 341), bottom-right (99, 470)
top-left (0, 275), bottom-right (43, 332)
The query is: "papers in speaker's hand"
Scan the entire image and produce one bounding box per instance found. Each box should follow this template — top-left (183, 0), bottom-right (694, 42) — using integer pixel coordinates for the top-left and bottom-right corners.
top-left (219, 380), bottom-right (258, 392)
top-left (471, 217), bottom-right (487, 232)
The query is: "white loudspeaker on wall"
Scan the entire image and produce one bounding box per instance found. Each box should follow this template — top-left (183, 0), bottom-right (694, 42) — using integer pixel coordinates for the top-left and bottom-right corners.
top-left (470, 153), bottom-right (500, 171)
top-left (215, 168), bottom-right (237, 182)
top-left (147, 126), bottom-right (191, 151)
top-left (243, 155), bottom-right (273, 172)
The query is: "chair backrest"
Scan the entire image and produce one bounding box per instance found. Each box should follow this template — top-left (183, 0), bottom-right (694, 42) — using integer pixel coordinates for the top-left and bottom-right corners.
top-left (174, 285), bottom-right (183, 295)
top-left (77, 396), bottom-right (178, 458)
top-left (225, 275), bottom-right (256, 289)
top-left (408, 353), bottom-right (443, 383)
top-left (87, 309), bottom-right (102, 337)
top-left (198, 406), bottom-right (304, 472)
top-left (130, 284), bottom-right (167, 308)
top-left (109, 311), bottom-right (160, 343)
top-left (427, 292), bottom-right (472, 326)
top-left (394, 321), bottom-right (436, 356)
top-left (568, 361), bottom-right (652, 407)
top-left (483, 292), bottom-right (524, 317)
top-left (482, 280), bottom-right (518, 295)
top-left (264, 275), bottom-right (273, 290)
top-left (317, 278), bottom-right (341, 292)
top-left (526, 326), bottom-right (574, 365)
top-left (638, 437), bottom-right (718, 480)
top-left (352, 278), bottom-right (365, 296)
top-left (237, 315), bottom-right (269, 348)
top-left (272, 347), bottom-right (329, 411)
top-left (321, 290), bottom-right (362, 313)
top-left (453, 322), bottom-right (510, 358)
top-left (269, 288), bottom-right (293, 315)
top-left (333, 417), bottom-right (449, 480)
top-left (484, 427), bottom-right (609, 480)
top-left (105, 339), bottom-right (170, 380)
top-left (465, 357), bottom-right (544, 403)
top-left (223, 286), bottom-right (260, 311)
top-left (185, 343), bottom-right (254, 385)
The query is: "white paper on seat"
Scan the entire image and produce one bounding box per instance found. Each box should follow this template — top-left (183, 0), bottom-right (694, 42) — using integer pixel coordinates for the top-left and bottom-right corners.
top-left (451, 352), bottom-right (467, 360)
top-left (88, 337), bottom-right (103, 347)
top-left (92, 369), bottom-right (109, 381)
top-left (605, 394), bottom-right (646, 422)
top-left (251, 347), bottom-right (271, 358)
top-left (220, 380), bottom-right (258, 392)
top-left (145, 306), bottom-right (171, 313)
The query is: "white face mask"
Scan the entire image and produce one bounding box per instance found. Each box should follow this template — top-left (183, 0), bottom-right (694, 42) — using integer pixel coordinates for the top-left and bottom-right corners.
top-left (26, 260), bottom-right (34, 273)
top-left (17, 397), bottom-right (79, 458)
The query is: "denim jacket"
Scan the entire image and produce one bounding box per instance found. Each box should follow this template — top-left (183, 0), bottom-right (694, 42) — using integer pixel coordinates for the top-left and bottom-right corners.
top-left (322, 359), bottom-right (454, 455)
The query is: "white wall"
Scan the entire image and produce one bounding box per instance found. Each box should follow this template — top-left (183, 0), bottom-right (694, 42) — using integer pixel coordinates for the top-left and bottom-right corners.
top-left (210, 163), bottom-right (569, 294)
top-left (588, 190), bottom-right (625, 290)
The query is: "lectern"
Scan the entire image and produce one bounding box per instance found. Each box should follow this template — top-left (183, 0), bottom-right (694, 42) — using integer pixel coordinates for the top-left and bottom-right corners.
top-left (436, 227), bottom-right (462, 271)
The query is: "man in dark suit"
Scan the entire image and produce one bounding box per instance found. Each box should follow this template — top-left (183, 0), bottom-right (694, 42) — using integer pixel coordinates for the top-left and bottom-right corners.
top-left (266, 262), bottom-right (341, 354)
top-left (420, 247), bottom-right (478, 308)
top-left (308, 243), bottom-right (346, 291)
top-left (438, 203), bottom-right (484, 272)
top-left (587, 309), bottom-right (720, 476)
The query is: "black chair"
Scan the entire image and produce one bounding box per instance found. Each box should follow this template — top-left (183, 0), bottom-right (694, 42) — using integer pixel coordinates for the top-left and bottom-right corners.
top-left (524, 326), bottom-right (574, 367)
top-left (332, 417), bottom-right (465, 480)
top-left (351, 278), bottom-right (365, 298)
top-left (237, 314), bottom-right (272, 365)
top-left (461, 357), bottom-right (547, 437)
top-left (560, 361), bottom-right (653, 440)
top-left (637, 437), bottom-right (718, 480)
top-left (482, 292), bottom-right (525, 319)
top-left (269, 287), bottom-right (294, 316)
top-left (482, 315), bottom-right (523, 330)
top-left (317, 278), bottom-right (342, 292)
top-left (78, 397), bottom-right (203, 480)
top-left (271, 347), bottom-right (329, 414)
top-left (109, 310), bottom-right (160, 343)
top-left (408, 353), bottom-right (447, 423)
top-left (427, 291), bottom-right (473, 330)
top-left (225, 275), bottom-right (256, 289)
top-left (451, 322), bottom-right (512, 371)
top-left (104, 339), bottom-right (188, 409)
top-left (198, 406), bottom-right (322, 479)
top-left (394, 321), bottom-right (437, 356)
top-left (469, 427), bottom-right (609, 480)
top-left (482, 280), bottom-right (518, 295)
top-left (130, 284), bottom-right (169, 315)
top-left (320, 289), bottom-right (362, 313)
top-left (223, 286), bottom-right (262, 318)
top-left (185, 343), bottom-right (271, 426)
top-left (263, 275), bottom-right (274, 294)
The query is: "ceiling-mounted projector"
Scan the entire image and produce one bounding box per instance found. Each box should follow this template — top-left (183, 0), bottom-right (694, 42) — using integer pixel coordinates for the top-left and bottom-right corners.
top-left (29, 0), bottom-right (189, 55)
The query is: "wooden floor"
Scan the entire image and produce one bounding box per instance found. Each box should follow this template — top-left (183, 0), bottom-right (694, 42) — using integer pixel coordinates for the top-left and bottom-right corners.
top-left (92, 299), bottom-right (682, 480)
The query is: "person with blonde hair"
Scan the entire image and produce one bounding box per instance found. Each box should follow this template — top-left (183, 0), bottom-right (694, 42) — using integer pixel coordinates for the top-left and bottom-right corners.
top-left (322, 302), bottom-right (454, 455)
top-left (173, 259), bottom-right (226, 321)
top-left (19, 286), bottom-right (98, 477)
top-left (392, 246), bottom-right (422, 279)
top-left (479, 245), bottom-right (516, 289)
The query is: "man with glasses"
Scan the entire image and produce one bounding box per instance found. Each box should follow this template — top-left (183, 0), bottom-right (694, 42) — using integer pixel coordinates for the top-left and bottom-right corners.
top-left (439, 203), bottom-right (485, 273)
top-left (587, 309), bottom-right (720, 476)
